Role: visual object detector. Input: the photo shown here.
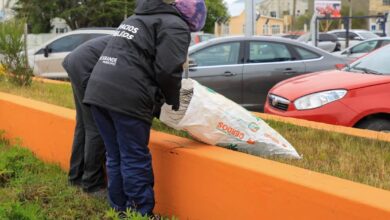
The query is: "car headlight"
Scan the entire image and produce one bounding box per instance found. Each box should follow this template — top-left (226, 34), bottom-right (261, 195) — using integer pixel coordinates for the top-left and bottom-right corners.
top-left (294, 90), bottom-right (347, 110)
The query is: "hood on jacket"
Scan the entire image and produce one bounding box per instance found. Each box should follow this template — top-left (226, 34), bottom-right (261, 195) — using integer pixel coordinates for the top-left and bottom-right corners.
top-left (135, 0), bottom-right (180, 16)
top-left (135, 0), bottom-right (207, 32)
top-left (173, 0), bottom-right (207, 32)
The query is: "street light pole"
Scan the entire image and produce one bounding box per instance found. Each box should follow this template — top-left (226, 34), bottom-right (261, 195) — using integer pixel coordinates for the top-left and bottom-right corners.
top-left (245, 0), bottom-right (255, 36)
top-left (348, 0), bottom-right (352, 28)
top-left (124, 0), bottom-right (128, 20)
top-left (292, 0), bottom-right (297, 31)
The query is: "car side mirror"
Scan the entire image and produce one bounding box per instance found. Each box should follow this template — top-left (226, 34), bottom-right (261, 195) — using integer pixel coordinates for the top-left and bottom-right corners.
top-left (44, 46), bottom-right (51, 58)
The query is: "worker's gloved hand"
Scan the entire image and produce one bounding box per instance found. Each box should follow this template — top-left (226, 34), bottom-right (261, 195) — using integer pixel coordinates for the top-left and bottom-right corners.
top-left (167, 93), bottom-right (180, 111)
top-left (172, 104), bottom-right (180, 111)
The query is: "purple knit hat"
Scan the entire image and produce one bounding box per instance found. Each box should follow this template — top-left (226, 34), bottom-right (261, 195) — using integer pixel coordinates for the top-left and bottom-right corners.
top-left (173, 0), bottom-right (207, 32)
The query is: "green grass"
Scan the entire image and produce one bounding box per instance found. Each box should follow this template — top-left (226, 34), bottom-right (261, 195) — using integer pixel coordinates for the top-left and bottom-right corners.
top-left (0, 132), bottom-right (176, 220)
top-left (0, 79), bottom-right (390, 191)
top-left (0, 132), bottom-right (109, 219)
top-left (0, 78), bottom-right (75, 109)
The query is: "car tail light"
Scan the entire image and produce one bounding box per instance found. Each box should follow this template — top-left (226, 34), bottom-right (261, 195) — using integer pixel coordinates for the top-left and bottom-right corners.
top-left (335, 63), bottom-right (346, 70)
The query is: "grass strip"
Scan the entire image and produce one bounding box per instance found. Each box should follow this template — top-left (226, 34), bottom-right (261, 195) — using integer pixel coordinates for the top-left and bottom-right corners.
top-left (0, 132), bottom-right (176, 219)
top-left (0, 79), bottom-right (389, 191)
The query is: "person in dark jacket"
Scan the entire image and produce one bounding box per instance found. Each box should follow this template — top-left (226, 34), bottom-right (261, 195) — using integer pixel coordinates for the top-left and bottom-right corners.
top-left (62, 35), bottom-right (111, 194)
top-left (83, 0), bottom-right (207, 216)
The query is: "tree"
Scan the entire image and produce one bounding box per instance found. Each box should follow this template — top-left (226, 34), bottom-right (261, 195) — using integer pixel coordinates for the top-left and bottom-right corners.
top-left (14, 0), bottom-right (135, 32)
top-left (0, 19), bottom-right (33, 86)
top-left (56, 0), bottom-right (136, 30)
top-left (13, 0), bottom-right (227, 33)
top-left (340, 5), bottom-right (367, 29)
top-left (295, 12), bottom-right (313, 31)
top-left (13, 0), bottom-right (55, 33)
top-left (203, 0), bottom-right (229, 33)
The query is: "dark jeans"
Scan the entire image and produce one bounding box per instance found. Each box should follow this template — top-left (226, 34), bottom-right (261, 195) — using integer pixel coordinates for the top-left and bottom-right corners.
top-left (68, 84), bottom-right (106, 192)
top-left (90, 105), bottom-right (155, 216)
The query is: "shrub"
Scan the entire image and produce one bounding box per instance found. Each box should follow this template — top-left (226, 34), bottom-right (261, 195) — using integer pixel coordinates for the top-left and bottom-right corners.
top-left (0, 19), bottom-right (33, 86)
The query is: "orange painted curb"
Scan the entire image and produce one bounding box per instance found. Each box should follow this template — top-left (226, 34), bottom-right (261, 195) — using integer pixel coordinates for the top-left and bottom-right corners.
top-left (0, 92), bottom-right (74, 169)
top-left (1, 92), bottom-right (390, 220)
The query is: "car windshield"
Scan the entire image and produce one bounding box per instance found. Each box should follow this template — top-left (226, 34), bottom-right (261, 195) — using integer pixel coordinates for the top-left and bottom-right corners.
top-left (358, 32), bottom-right (378, 39)
top-left (297, 33), bottom-right (310, 42)
top-left (348, 45), bottom-right (390, 75)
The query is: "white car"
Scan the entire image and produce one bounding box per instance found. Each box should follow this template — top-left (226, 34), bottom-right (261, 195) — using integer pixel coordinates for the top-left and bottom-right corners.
top-left (297, 33), bottom-right (341, 52)
top-left (327, 29), bottom-right (379, 50)
top-left (333, 37), bottom-right (390, 62)
top-left (28, 28), bottom-right (115, 79)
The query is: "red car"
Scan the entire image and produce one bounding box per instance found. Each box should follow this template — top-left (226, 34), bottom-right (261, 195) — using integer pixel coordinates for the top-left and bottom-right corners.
top-left (264, 44), bottom-right (390, 132)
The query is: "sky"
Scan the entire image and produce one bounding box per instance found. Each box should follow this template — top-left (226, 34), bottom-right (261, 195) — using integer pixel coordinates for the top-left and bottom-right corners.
top-left (224, 0), bottom-right (263, 5)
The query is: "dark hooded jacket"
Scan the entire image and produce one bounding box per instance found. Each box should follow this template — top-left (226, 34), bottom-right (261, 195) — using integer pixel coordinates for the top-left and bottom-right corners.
top-left (83, 0), bottom-right (191, 124)
top-left (62, 35), bottom-right (111, 93)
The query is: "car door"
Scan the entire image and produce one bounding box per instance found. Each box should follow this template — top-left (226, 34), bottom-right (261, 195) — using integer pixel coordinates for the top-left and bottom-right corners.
top-left (188, 41), bottom-right (244, 104)
top-left (33, 34), bottom-right (105, 78)
top-left (379, 39), bottom-right (390, 47)
top-left (345, 40), bottom-right (381, 61)
top-left (242, 41), bottom-right (305, 111)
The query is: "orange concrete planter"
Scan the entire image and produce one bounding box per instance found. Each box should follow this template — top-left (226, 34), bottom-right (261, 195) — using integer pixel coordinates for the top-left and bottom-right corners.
top-left (1, 91), bottom-right (390, 220)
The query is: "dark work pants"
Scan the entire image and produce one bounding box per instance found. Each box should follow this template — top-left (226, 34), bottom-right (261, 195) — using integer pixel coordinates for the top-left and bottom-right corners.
top-left (68, 84), bottom-right (106, 192)
top-left (90, 105), bottom-right (155, 215)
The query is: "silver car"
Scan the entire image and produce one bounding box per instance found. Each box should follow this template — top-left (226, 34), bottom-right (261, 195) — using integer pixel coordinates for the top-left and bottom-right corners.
top-left (297, 32), bottom-right (341, 52)
top-left (28, 28), bottom-right (115, 79)
top-left (327, 29), bottom-right (379, 49)
top-left (188, 36), bottom-right (348, 112)
top-left (333, 37), bottom-right (390, 62)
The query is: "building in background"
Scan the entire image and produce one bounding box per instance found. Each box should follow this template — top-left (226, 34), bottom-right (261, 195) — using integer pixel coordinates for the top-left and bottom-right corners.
top-left (215, 1), bottom-right (284, 36)
top-left (342, 0), bottom-right (390, 32)
top-left (258, 0), bottom-right (308, 32)
top-left (259, 0), bottom-right (309, 18)
top-left (308, 0), bottom-right (389, 32)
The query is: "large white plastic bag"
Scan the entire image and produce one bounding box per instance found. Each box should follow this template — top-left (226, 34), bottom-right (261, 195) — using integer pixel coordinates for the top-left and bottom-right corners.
top-left (160, 79), bottom-right (301, 159)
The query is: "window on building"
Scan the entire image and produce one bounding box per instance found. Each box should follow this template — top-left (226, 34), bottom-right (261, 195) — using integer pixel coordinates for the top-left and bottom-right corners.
top-left (384, 0), bottom-right (390, 6)
top-left (263, 25), bottom-right (268, 35)
top-left (223, 24), bottom-right (230, 35)
top-left (271, 25), bottom-right (281, 35)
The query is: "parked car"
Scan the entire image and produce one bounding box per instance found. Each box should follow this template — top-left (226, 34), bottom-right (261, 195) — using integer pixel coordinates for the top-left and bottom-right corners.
top-left (265, 44), bottom-right (390, 132)
top-left (28, 28), bottom-right (115, 79)
top-left (187, 36), bottom-right (347, 112)
top-left (297, 32), bottom-right (341, 52)
top-left (333, 37), bottom-right (390, 62)
top-left (190, 32), bottom-right (215, 46)
top-left (278, 31), bottom-right (305, 40)
top-left (327, 29), bottom-right (379, 49)
top-left (374, 31), bottom-right (387, 37)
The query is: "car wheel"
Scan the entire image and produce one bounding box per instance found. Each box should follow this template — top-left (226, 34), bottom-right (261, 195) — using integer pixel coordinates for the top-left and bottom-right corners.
top-left (356, 118), bottom-right (390, 133)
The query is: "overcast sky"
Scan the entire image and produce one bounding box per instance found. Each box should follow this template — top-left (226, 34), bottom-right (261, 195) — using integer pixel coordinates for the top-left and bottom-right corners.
top-left (224, 0), bottom-right (263, 6)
